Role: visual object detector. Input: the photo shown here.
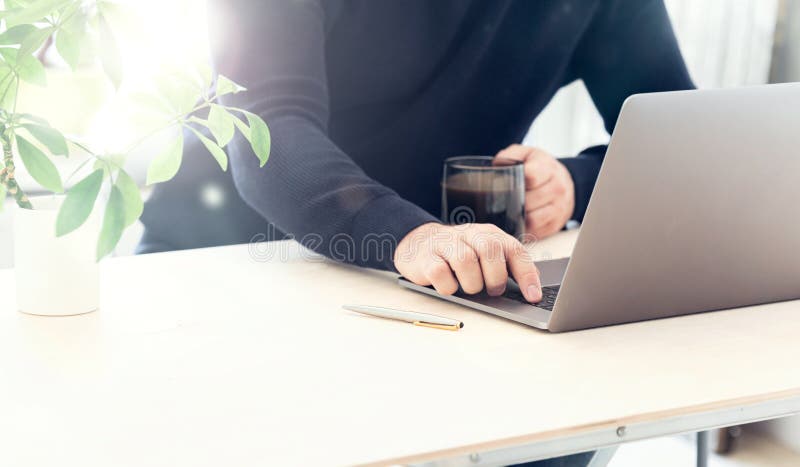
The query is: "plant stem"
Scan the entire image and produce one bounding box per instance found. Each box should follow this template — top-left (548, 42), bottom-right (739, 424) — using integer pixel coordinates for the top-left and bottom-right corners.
top-left (121, 101), bottom-right (213, 155)
top-left (0, 73), bottom-right (16, 109)
top-left (0, 70), bottom-right (29, 208)
top-left (0, 129), bottom-right (31, 209)
top-left (63, 153), bottom-right (96, 186)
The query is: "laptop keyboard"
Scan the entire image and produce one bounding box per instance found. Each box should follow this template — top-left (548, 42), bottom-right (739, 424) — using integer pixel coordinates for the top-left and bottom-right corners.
top-left (502, 285), bottom-right (560, 311)
top-left (407, 277), bottom-right (561, 311)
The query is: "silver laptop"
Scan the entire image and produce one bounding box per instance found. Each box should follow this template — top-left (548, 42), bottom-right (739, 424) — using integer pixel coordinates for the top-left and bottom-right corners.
top-left (400, 83), bottom-right (800, 332)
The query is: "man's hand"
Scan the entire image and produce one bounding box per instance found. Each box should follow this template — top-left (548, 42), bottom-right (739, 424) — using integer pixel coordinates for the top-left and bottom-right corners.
top-left (394, 222), bottom-right (542, 302)
top-left (495, 145), bottom-right (575, 239)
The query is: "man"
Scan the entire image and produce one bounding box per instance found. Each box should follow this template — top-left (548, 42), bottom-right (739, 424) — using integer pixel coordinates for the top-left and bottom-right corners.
top-left (144, 0), bottom-right (692, 294)
top-left (139, 1), bottom-right (692, 464)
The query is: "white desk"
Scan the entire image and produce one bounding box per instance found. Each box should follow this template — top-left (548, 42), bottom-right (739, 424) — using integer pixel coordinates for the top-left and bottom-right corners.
top-left (1, 231), bottom-right (800, 466)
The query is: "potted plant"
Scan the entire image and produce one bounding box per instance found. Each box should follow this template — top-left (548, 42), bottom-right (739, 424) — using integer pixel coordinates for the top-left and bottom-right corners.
top-left (0, 0), bottom-right (270, 315)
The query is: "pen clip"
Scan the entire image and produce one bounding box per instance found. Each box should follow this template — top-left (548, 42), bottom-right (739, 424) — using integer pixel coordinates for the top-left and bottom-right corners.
top-left (413, 321), bottom-right (462, 331)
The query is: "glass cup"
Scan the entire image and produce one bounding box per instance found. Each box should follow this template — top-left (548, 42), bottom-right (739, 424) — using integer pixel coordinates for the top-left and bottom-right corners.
top-left (441, 156), bottom-right (526, 239)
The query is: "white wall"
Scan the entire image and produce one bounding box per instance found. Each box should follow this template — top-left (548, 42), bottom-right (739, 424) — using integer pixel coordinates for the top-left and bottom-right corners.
top-left (0, 210), bottom-right (12, 268)
top-left (0, 0), bottom-right (784, 269)
top-left (526, 0), bottom-right (780, 155)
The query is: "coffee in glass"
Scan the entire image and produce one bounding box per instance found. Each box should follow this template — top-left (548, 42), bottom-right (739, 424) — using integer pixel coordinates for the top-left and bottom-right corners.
top-left (441, 156), bottom-right (526, 239)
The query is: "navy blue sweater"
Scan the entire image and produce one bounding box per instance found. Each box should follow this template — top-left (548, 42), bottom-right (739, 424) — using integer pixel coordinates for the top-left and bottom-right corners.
top-left (140, 0), bottom-right (693, 269)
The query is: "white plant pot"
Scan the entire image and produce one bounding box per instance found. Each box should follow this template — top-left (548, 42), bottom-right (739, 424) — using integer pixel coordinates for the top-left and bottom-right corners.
top-left (13, 196), bottom-right (100, 316)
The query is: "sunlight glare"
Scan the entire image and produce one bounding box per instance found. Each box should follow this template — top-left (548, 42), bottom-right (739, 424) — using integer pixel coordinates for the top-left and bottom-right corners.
top-left (87, 0), bottom-right (211, 156)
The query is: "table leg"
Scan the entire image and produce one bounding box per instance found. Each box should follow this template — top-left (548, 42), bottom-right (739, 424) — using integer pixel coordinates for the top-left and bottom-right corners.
top-left (587, 446), bottom-right (618, 467)
top-left (697, 431), bottom-right (709, 467)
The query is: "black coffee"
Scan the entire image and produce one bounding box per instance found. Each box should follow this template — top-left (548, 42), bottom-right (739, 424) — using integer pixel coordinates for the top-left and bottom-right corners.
top-left (443, 172), bottom-right (525, 238)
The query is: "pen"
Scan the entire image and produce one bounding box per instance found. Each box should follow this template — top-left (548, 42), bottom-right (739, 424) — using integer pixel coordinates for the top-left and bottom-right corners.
top-left (342, 305), bottom-right (464, 331)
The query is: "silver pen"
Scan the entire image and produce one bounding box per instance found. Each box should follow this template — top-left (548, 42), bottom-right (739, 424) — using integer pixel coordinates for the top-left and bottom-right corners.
top-left (342, 305), bottom-right (464, 331)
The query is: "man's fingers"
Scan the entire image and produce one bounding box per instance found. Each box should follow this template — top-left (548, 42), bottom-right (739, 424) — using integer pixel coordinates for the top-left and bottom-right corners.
top-left (523, 159), bottom-right (554, 190)
top-left (423, 256), bottom-right (459, 295)
top-left (532, 219), bottom-right (560, 239)
top-left (526, 181), bottom-right (561, 211)
top-left (527, 203), bottom-right (558, 232)
top-left (495, 145), bottom-right (553, 189)
top-left (527, 213), bottom-right (565, 240)
top-left (503, 238), bottom-right (542, 302)
top-left (436, 241), bottom-right (484, 294)
top-left (494, 144), bottom-right (533, 163)
top-left (473, 236), bottom-right (508, 296)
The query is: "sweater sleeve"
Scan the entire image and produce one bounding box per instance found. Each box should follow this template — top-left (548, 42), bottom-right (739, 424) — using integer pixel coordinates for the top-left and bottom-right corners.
top-left (210, 0), bottom-right (438, 271)
top-left (562, 0), bottom-right (695, 221)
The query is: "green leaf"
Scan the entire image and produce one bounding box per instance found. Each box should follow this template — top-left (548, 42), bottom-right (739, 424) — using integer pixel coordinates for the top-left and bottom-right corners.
top-left (244, 111), bottom-right (270, 167)
top-left (55, 6), bottom-right (88, 71)
top-left (55, 168), bottom-right (103, 236)
top-left (0, 68), bottom-right (17, 110)
top-left (226, 108), bottom-right (270, 166)
top-left (92, 159), bottom-right (109, 177)
top-left (156, 74), bottom-right (198, 114)
top-left (5, 0), bottom-right (69, 27)
top-left (0, 48), bottom-right (43, 87)
top-left (0, 183), bottom-right (6, 212)
top-left (96, 184), bottom-right (125, 261)
top-left (17, 54), bottom-right (46, 86)
top-left (97, 13), bottom-right (122, 89)
top-left (231, 114), bottom-right (251, 141)
top-left (20, 123), bottom-right (68, 156)
top-left (16, 134), bottom-right (63, 193)
top-left (3, 0), bottom-right (27, 10)
top-left (207, 104), bottom-right (235, 146)
top-left (187, 125), bottom-right (227, 171)
top-left (19, 113), bottom-right (49, 125)
top-left (0, 48), bottom-right (17, 66)
top-left (146, 132), bottom-right (183, 185)
top-left (198, 62), bottom-right (212, 90)
top-left (216, 75), bottom-right (246, 97)
top-left (54, 0), bottom-right (81, 23)
top-left (115, 169), bottom-right (142, 227)
top-left (2, 0), bottom-right (26, 10)
top-left (17, 26), bottom-right (53, 58)
top-left (54, 27), bottom-right (80, 70)
top-left (0, 24), bottom-right (35, 45)
top-left (0, 81), bottom-right (17, 110)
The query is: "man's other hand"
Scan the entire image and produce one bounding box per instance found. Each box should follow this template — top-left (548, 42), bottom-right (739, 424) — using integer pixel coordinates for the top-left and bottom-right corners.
top-left (394, 223), bottom-right (542, 302)
top-left (494, 145), bottom-right (575, 239)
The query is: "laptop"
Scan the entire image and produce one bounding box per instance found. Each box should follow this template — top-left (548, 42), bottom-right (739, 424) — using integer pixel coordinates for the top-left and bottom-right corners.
top-left (400, 83), bottom-right (800, 332)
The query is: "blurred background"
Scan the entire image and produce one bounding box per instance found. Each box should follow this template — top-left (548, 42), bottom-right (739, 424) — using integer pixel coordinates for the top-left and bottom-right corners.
top-left (4, 0), bottom-right (800, 267)
top-left (2, 1), bottom-right (800, 465)
top-left (527, 0), bottom-right (789, 154)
